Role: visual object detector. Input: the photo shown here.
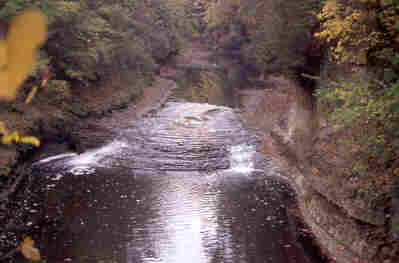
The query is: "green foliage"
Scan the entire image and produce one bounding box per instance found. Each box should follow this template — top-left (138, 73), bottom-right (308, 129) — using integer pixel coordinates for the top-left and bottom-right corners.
top-left (165, 0), bottom-right (205, 38)
top-left (43, 0), bottom-right (179, 89)
top-left (41, 79), bottom-right (71, 104)
top-left (315, 0), bottom-right (399, 175)
top-left (0, 0), bottom-right (26, 19)
top-left (204, 0), bottom-right (319, 74)
top-left (0, 0), bottom-right (56, 22)
top-left (251, 0), bottom-right (319, 74)
top-left (317, 77), bottom-right (399, 165)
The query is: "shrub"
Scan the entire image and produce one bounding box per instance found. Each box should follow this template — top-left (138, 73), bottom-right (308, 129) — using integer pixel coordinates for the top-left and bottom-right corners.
top-left (165, 0), bottom-right (205, 38)
top-left (315, 0), bottom-right (399, 65)
top-left (0, 0), bottom-right (55, 22)
top-left (317, 77), bottom-right (399, 170)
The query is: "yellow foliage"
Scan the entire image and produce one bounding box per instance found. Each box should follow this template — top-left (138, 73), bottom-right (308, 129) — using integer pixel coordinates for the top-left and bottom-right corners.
top-left (20, 136), bottom-right (41, 147)
top-left (0, 121), bottom-right (40, 147)
top-left (19, 236), bottom-right (41, 261)
top-left (1, 131), bottom-right (20, 145)
top-left (315, 0), bottom-right (384, 64)
top-left (0, 9), bottom-right (47, 101)
top-left (0, 9), bottom-right (47, 148)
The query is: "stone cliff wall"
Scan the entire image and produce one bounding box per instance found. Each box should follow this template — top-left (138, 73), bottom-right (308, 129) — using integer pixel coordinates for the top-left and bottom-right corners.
top-left (238, 73), bottom-right (397, 262)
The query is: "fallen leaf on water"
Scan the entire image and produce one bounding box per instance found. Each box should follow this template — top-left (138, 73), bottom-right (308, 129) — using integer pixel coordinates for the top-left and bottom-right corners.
top-left (20, 136), bottom-right (41, 147)
top-left (19, 236), bottom-right (41, 261)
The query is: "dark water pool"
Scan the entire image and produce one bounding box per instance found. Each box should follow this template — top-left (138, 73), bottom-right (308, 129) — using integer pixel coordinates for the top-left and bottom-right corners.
top-left (27, 102), bottom-right (317, 263)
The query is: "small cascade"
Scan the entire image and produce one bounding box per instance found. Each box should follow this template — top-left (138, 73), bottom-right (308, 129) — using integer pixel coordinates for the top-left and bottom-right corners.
top-left (66, 140), bottom-right (129, 167)
top-left (229, 144), bottom-right (255, 173)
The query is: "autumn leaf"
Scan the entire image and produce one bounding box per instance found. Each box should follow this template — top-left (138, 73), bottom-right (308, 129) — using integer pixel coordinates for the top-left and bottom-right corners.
top-left (0, 9), bottom-right (47, 101)
top-left (1, 131), bottom-right (19, 145)
top-left (20, 136), bottom-right (41, 147)
top-left (0, 121), bottom-right (40, 147)
top-left (19, 236), bottom-right (41, 261)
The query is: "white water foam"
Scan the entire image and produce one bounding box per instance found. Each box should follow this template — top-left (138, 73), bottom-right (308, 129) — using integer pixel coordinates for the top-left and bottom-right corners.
top-left (36, 153), bottom-right (77, 164)
top-left (67, 140), bottom-right (129, 167)
top-left (229, 144), bottom-right (255, 174)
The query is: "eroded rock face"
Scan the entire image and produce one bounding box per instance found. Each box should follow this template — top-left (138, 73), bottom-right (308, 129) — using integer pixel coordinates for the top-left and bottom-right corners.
top-left (237, 74), bottom-right (398, 262)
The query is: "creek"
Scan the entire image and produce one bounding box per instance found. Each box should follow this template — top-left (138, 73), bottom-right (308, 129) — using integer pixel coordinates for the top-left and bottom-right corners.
top-left (28, 101), bottom-right (319, 263)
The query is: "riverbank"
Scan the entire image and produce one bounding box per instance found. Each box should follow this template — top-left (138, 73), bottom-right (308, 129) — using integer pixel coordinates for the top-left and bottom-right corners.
top-left (1, 2), bottom-right (184, 256)
top-left (0, 73), bottom-right (179, 259)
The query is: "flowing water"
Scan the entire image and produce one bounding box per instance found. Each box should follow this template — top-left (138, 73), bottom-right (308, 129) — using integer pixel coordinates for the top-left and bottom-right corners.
top-left (31, 102), bottom-right (315, 263)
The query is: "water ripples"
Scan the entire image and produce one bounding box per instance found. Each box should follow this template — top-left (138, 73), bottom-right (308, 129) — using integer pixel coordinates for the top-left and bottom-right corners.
top-left (31, 102), bottom-right (312, 263)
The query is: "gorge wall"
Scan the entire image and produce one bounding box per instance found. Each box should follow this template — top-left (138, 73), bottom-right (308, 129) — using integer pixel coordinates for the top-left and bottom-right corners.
top-left (198, 0), bottom-right (398, 262)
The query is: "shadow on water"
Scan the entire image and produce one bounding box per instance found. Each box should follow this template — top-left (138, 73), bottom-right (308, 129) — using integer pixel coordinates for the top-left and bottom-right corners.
top-left (29, 102), bottom-right (318, 263)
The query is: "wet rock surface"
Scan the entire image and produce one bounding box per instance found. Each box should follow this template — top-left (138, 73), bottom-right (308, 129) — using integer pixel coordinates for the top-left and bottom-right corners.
top-left (28, 103), bottom-right (315, 263)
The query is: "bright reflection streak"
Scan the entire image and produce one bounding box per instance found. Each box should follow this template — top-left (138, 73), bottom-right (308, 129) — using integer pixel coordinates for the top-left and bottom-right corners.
top-left (159, 197), bottom-right (204, 262)
top-left (157, 181), bottom-right (217, 263)
top-left (126, 174), bottom-right (220, 263)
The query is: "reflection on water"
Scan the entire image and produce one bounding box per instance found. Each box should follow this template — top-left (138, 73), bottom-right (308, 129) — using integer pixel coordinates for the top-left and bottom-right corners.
top-left (134, 172), bottom-right (216, 263)
top-left (32, 103), bottom-right (313, 263)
